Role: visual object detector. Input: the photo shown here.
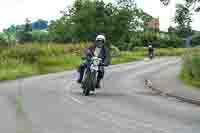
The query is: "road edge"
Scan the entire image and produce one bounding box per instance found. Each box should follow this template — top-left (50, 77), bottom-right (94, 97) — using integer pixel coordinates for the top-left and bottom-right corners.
top-left (145, 79), bottom-right (200, 106)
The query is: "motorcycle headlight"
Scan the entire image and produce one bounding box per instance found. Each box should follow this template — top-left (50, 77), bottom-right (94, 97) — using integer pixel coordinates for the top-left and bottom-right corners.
top-left (93, 59), bottom-right (99, 65)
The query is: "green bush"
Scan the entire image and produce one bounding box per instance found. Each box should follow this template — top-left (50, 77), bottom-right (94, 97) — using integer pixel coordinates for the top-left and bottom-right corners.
top-left (129, 37), bottom-right (143, 49)
top-left (17, 32), bottom-right (33, 43)
top-left (192, 33), bottom-right (200, 47)
top-left (128, 32), bottom-right (184, 50)
top-left (31, 30), bottom-right (50, 43)
top-left (191, 56), bottom-right (200, 80)
top-left (0, 32), bottom-right (16, 46)
top-left (0, 33), bottom-right (8, 46)
top-left (155, 48), bottom-right (186, 56)
top-left (0, 46), bottom-right (47, 63)
top-left (2, 30), bottom-right (50, 44)
top-left (157, 34), bottom-right (184, 48)
top-left (37, 55), bottom-right (80, 74)
top-left (0, 61), bottom-right (37, 80)
top-left (111, 45), bottom-right (120, 57)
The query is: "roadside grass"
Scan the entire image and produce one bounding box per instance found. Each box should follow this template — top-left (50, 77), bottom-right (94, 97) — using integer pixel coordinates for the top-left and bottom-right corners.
top-left (37, 55), bottom-right (81, 74)
top-left (112, 52), bottom-right (143, 65)
top-left (132, 48), bottom-right (186, 57)
top-left (111, 56), bottom-right (143, 65)
top-left (0, 43), bottom-right (188, 81)
top-left (0, 63), bottom-right (37, 81)
top-left (0, 53), bottom-right (142, 81)
top-left (180, 68), bottom-right (200, 88)
top-left (180, 48), bottom-right (200, 88)
top-left (0, 56), bottom-right (81, 81)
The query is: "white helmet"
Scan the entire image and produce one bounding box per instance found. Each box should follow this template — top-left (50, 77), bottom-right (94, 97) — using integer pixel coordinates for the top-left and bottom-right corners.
top-left (96, 35), bottom-right (106, 42)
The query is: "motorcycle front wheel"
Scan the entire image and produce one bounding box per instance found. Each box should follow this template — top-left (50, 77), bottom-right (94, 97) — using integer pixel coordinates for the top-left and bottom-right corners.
top-left (82, 70), bottom-right (96, 96)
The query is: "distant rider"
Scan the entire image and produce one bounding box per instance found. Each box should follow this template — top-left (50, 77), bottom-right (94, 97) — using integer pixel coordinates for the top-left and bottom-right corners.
top-left (148, 44), bottom-right (154, 58)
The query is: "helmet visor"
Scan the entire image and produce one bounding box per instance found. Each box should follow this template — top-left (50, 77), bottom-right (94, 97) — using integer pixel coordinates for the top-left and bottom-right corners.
top-left (96, 40), bottom-right (104, 48)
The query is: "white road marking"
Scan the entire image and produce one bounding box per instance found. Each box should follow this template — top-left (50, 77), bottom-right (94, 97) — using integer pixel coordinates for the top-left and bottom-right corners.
top-left (95, 111), bottom-right (171, 133)
top-left (63, 80), bottom-right (85, 105)
top-left (67, 95), bottom-right (84, 105)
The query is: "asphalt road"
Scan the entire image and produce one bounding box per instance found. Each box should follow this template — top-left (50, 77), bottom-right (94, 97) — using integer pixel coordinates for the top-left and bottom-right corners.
top-left (1, 57), bottom-right (200, 133)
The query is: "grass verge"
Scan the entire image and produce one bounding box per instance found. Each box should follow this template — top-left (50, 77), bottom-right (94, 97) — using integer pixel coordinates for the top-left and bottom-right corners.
top-left (180, 68), bottom-right (200, 88)
top-left (0, 54), bottom-right (143, 81)
top-left (180, 48), bottom-right (200, 88)
top-left (112, 52), bottom-right (143, 65)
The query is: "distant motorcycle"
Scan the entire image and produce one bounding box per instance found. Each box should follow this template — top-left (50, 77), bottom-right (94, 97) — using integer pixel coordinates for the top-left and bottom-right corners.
top-left (81, 56), bottom-right (103, 96)
top-left (149, 52), bottom-right (154, 60)
top-left (148, 45), bottom-right (154, 60)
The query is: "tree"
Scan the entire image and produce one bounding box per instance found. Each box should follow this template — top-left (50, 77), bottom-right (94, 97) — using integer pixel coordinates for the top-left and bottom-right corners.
top-left (139, 11), bottom-right (154, 31)
top-left (117, 0), bottom-right (136, 9)
top-left (160, 0), bottom-right (200, 12)
top-left (2, 29), bottom-right (15, 46)
top-left (48, 0), bottom-right (156, 49)
top-left (7, 25), bottom-right (17, 33)
top-left (160, 0), bottom-right (200, 38)
top-left (25, 18), bottom-right (32, 32)
top-left (49, 0), bottom-right (117, 44)
top-left (168, 26), bottom-right (176, 33)
top-left (174, 2), bottom-right (193, 38)
top-left (17, 18), bottom-right (33, 43)
top-left (49, 18), bottom-right (74, 42)
top-left (160, 0), bottom-right (170, 6)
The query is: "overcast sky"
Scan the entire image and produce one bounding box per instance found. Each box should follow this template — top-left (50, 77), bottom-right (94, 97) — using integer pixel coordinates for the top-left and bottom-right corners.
top-left (0, 0), bottom-right (199, 32)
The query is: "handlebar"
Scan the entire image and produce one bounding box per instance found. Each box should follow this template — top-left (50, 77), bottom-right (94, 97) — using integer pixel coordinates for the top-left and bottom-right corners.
top-left (82, 56), bottom-right (108, 66)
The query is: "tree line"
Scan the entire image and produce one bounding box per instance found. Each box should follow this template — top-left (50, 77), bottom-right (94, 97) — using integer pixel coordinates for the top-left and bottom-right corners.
top-left (2, 0), bottom-right (200, 49)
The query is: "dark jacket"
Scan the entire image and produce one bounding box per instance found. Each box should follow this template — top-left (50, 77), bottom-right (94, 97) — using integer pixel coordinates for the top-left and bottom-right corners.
top-left (82, 44), bottom-right (111, 66)
top-left (148, 47), bottom-right (154, 54)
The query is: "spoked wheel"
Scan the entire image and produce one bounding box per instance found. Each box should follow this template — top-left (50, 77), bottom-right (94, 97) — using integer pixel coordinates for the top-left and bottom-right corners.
top-left (83, 87), bottom-right (90, 96)
top-left (82, 70), bottom-right (91, 96)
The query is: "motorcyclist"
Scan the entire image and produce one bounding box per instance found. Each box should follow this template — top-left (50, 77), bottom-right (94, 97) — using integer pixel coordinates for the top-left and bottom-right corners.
top-left (77, 34), bottom-right (110, 88)
top-left (148, 44), bottom-right (154, 58)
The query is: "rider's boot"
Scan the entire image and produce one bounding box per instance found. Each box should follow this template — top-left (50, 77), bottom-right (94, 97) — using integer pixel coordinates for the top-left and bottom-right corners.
top-left (77, 69), bottom-right (84, 83)
top-left (96, 79), bottom-right (101, 89)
